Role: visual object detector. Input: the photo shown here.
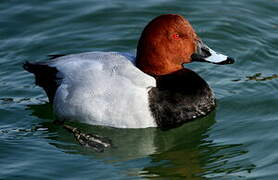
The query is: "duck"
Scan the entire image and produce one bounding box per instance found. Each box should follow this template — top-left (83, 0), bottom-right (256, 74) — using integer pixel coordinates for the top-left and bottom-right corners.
top-left (23, 14), bottom-right (234, 130)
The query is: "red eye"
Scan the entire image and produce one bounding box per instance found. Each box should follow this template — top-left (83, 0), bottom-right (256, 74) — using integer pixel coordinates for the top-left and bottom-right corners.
top-left (172, 33), bottom-right (180, 40)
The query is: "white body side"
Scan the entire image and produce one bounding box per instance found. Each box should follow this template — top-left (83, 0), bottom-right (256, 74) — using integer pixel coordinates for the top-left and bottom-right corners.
top-left (49, 52), bottom-right (157, 128)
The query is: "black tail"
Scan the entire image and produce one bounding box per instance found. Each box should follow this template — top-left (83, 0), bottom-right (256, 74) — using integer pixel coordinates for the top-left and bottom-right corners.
top-left (23, 61), bottom-right (38, 73)
top-left (23, 61), bottom-right (61, 103)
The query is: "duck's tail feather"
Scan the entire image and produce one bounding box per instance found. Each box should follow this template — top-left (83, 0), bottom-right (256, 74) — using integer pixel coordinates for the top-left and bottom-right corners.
top-left (23, 61), bottom-right (61, 103)
top-left (23, 61), bottom-right (36, 73)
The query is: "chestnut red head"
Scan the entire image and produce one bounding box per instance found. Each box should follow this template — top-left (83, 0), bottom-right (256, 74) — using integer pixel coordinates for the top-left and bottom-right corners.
top-left (136, 14), bottom-right (234, 76)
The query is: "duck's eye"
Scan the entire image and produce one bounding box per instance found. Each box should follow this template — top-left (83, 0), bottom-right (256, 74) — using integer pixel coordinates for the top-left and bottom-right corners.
top-left (172, 33), bottom-right (180, 40)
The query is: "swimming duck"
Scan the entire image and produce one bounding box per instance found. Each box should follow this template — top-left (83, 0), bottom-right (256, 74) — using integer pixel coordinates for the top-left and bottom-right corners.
top-left (23, 14), bottom-right (234, 129)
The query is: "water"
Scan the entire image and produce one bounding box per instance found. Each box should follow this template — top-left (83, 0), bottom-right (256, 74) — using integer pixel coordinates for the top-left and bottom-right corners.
top-left (1, 0), bottom-right (278, 179)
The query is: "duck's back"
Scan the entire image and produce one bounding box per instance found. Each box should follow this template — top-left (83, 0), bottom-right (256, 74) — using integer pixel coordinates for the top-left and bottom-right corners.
top-left (26, 52), bottom-right (157, 128)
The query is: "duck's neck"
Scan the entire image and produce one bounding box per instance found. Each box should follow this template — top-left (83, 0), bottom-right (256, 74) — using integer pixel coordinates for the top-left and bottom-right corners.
top-left (136, 56), bottom-right (182, 76)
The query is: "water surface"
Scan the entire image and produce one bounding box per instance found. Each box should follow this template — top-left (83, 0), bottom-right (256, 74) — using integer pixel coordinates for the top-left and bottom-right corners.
top-left (1, 0), bottom-right (278, 179)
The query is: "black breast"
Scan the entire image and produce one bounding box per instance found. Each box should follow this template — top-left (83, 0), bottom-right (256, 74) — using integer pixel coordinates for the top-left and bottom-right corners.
top-left (148, 68), bottom-right (216, 130)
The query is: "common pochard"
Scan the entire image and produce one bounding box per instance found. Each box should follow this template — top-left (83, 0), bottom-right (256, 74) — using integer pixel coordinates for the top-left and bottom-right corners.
top-left (23, 14), bottom-right (234, 129)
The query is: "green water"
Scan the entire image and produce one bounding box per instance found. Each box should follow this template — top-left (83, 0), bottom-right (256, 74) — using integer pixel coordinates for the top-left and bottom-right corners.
top-left (1, 0), bottom-right (278, 179)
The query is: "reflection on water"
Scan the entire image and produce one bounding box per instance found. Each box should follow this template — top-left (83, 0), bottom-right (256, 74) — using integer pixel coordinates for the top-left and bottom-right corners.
top-left (141, 121), bottom-right (255, 179)
top-left (27, 103), bottom-right (54, 120)
top-left (26, 103), bottom-right (255, 179)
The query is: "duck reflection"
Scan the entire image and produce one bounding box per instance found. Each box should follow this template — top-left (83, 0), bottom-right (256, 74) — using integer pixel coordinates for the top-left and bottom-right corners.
top-left (26, 103), bottom-right (255, 179)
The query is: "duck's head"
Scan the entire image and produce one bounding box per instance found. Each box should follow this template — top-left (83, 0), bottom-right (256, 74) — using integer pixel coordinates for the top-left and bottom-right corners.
top-left (136, 14), bottom-right (234, 76)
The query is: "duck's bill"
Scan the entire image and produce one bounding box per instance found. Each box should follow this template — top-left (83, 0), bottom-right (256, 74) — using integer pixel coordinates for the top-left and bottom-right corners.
top-left (191, 40), bottom-right (235, 65)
